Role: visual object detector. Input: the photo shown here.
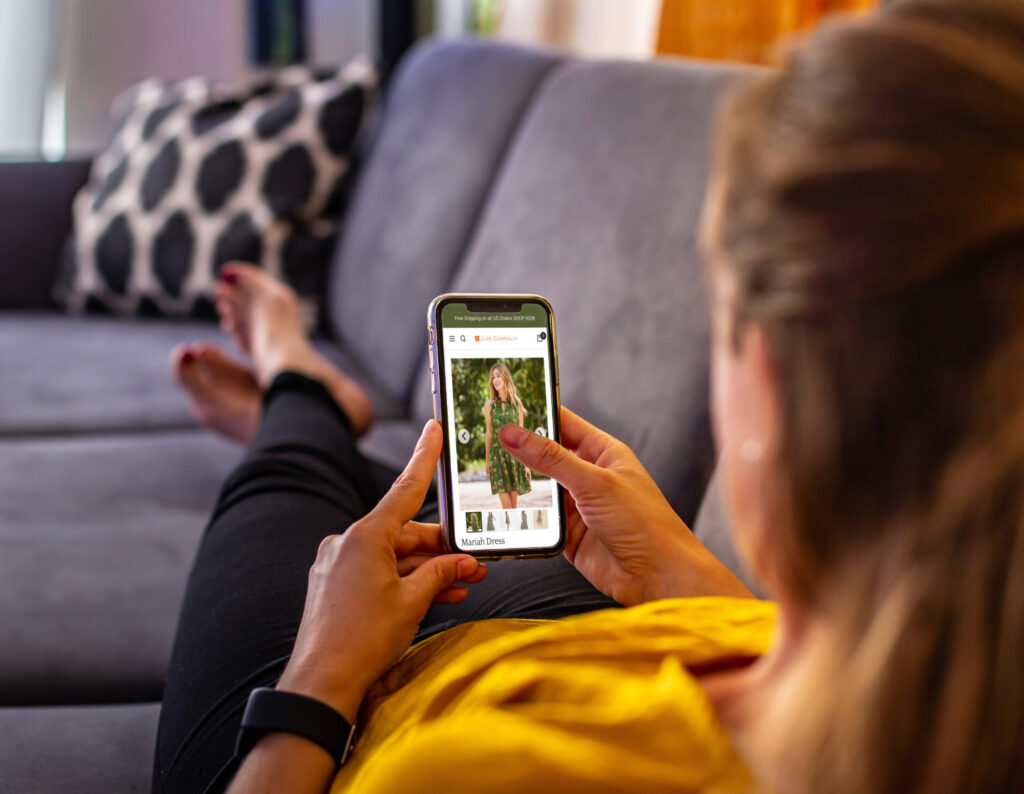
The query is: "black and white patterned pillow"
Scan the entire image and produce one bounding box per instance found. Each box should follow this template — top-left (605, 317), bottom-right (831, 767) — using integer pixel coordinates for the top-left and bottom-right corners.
top-left (56, 58), bottom-right (376, 319)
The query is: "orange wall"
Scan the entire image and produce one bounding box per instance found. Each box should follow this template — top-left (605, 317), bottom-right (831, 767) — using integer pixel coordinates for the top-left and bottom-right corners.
top-left (656, 0), bottom-right (879, 64)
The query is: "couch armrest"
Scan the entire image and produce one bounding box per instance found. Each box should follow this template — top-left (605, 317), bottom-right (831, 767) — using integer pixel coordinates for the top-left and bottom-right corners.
top-left (0, 160), bottom-right (91, 310)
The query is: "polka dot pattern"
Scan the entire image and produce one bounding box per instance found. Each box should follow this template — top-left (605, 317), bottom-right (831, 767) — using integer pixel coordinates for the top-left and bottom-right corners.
top-left (57, 59), bottom-right (376, 318)
top-left (196, 139), bottom-right (246, 213)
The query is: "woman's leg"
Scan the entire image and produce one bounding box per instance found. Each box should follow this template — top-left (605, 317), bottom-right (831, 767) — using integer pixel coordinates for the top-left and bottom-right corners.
top-left (153, 373), bottom-right (405, 793)
top-left (498, 492), bottom-right (513, 509)
top-left (417, 557), bottom-right (619, 638)
top-left (156, 266), bottom-right (617, 790)
top-left (510, 492), bottom-right (518, 509)
top-left (156, 266), bottom-right (390, 792)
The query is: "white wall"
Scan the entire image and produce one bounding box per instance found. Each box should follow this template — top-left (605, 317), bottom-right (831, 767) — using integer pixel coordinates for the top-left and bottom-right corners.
top-left (496, 0), bottom-right (662, 59)
top-left (310, 0), bottom-right (376, 73)
top-left (0, 0), bottom-right (59, 156)
top-left (40, 0), bottom-right (376, 156)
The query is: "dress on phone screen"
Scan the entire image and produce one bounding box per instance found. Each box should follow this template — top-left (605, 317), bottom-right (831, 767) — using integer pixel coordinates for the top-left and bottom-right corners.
top-left (489, 400), bottom-right (532, 496)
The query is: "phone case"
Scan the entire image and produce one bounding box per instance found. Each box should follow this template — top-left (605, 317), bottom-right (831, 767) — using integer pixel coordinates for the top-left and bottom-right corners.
top-left (427, 293), bottom-right (565, 559)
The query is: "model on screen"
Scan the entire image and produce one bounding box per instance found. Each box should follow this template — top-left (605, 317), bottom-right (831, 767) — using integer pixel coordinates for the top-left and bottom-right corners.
top-left (483, 362), bottom-right (532, 509)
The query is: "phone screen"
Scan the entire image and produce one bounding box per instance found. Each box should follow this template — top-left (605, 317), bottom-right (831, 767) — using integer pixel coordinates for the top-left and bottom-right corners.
top-left (433, 298), bottom-right (564, 555)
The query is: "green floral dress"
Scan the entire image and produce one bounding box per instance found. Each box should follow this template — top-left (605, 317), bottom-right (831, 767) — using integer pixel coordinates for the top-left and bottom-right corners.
top-left (466, 512), bottom-right (482, 532)
top-left (489, 400), bottom-right (532, 496)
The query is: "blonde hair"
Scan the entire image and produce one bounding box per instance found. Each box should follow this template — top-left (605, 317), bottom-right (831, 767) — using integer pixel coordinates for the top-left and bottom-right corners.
top-left (703, 1), bottom-right (1024, 790)
top-left (488, 362), bottom-right (525, 418)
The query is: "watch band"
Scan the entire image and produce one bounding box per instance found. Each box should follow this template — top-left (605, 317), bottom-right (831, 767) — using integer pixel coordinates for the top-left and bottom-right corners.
top-left (235, 687), bottom-right (357, 768)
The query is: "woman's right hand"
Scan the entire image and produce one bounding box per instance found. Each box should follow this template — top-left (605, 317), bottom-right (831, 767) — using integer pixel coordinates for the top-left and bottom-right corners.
top-left (498, 408), bottom-right (751, 606)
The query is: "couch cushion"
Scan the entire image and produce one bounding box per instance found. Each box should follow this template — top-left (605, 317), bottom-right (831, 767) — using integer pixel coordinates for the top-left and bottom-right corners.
top-left (0, 702), bottom-right (159, 794)
top-left (328, 39), bottom-right (564, 404)
top-left (0, 430), bottom-right (240, 704)
top-left (0, 160), bottom-right (91, 310)
top-left (0, 312), bottom-right (403, 436)
top-left (410, 57), bottom-right (758, 523)
top-left (56, 60), bottom-right (375, 319)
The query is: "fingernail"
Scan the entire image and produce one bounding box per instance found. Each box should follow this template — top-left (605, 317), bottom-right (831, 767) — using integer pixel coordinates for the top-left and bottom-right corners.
top-left (457, 558), bottom-right (477, 578)
top-left (422, 420), bottom-right (438, 438)
top-left (221, 271), bottom-right (237, 284)
top-left (181, 351), bottom-right (195, 365)
top-left (499, 424), bottom-right (528, 449)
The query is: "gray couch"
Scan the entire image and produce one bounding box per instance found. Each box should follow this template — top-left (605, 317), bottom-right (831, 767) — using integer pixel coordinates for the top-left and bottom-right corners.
top-left (0, 38), bottom-right (755, 793)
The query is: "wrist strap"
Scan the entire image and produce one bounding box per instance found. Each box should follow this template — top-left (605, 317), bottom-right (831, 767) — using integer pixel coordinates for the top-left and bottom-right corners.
top-left (235, 687), bottom-right (357, 768)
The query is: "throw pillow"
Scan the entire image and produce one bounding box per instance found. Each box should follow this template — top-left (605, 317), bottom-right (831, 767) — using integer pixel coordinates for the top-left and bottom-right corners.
top-left (56, 58), bottom-right (375, 319)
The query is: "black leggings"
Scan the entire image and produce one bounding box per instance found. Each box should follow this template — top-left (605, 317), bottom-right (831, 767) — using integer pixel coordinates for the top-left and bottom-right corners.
top-left (152, 373), bottom-right (618, 793)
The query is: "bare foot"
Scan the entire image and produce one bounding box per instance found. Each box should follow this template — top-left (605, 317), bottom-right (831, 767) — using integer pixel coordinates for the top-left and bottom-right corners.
top-left (170, 342), bottom-right (262, 445)
top-left (215, 263), bottom-right (375, 436)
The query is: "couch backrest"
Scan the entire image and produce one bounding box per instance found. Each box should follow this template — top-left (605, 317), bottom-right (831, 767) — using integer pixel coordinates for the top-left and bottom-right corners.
top-left (327, 39), bottom-right (564, 399)
top-left (331, 38), bottom-right (756, 521)
top-left (406, 55), bottom-right (755, 521)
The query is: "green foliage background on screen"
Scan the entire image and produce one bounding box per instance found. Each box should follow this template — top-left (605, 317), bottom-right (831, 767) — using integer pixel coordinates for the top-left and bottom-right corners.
top-left (450, 357), bottom-right (550, 476)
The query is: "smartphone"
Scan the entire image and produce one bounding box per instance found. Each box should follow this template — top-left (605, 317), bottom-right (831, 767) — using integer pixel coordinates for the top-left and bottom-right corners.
top-left (427, 294), bottom-right (566, 559)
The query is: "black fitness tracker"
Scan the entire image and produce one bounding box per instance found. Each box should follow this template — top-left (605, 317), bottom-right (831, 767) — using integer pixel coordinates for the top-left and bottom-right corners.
top-left (235, 687), bottom-right (357, 768)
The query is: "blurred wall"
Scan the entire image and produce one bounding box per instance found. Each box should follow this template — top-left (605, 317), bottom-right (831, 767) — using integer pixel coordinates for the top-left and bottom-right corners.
top-left (656, 0), bottom-right (879, 64)
top-left (56, 0), bottom-right (375, 156)
top-left (495, 0), bottom-right (662, 59)
top-left (0, 0), bottom-right (59, 156)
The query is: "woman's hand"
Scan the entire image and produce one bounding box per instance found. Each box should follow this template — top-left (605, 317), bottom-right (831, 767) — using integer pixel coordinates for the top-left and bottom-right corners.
top-left (499, 408), bottom-right (750, 607)
top-left (276, 421), bottom-right (487, 721)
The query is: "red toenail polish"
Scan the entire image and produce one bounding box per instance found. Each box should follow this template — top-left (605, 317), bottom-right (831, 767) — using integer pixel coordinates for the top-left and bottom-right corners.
top-left (222, 272), bottom-right (237, 284)
top-left (182, 351), bottom-right (195, 365)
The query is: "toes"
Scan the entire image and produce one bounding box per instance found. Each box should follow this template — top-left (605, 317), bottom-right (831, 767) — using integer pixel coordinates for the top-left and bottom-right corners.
top-left (219, 262), bottom-right (267, 295)
top-left (170, 344), bottom-right (202, 389)
top-left (194, 344), bottom-right (260, 389)
top-left (221, 263), bottom-right (297, 311)
top-left (221, 323), bottom-right (250, 356)
top-left (215, 283), bottom-right (247, 318)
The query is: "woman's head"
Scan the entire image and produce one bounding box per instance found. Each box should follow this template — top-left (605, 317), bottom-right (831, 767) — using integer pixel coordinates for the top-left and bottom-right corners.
top-left (700, 0), bottom-right (1024, 790)
top-left (489, 363), bottom-right (522, 404)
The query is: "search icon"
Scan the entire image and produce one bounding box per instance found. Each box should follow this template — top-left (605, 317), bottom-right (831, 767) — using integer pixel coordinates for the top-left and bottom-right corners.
top-left (460, 335), bottom-right (466, 342)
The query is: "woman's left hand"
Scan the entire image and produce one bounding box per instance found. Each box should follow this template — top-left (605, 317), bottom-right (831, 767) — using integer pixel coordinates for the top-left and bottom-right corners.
top-left (276, 420), bottom-right (487, 721)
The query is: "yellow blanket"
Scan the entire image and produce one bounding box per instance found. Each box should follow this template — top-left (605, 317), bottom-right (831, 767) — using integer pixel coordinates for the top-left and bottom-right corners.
top-left (332, 597), bottom-right (776, 793)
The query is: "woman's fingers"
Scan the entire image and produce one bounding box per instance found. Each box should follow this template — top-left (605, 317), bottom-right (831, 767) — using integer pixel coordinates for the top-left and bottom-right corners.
top-left (561, 494), bottom-right (587, 564)
top-left (431, 586), bottom-right (470, 604)
top-left (372, 421), bottom-right (444, 538)
top-left (396, 554), bottom-right (432, 576)
top-left (498, 422), bottom-right (603, 495)
top-left (396, 553), bottom-right (488, 583)
top-left (395, 521), bottom-right (445, 557)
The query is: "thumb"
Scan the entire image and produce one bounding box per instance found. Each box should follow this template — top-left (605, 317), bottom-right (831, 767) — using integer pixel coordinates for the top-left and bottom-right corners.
top-left (498, 424), bottom-right (594, 491)
top-left (405, 555), bottom-right (479, 603)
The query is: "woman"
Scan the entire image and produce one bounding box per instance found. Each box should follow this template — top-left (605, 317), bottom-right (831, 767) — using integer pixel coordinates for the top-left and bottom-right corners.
top-left (155, 1), bottom-right (1024, 792)
top-left (482, 362), bottom-right (532, 509)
